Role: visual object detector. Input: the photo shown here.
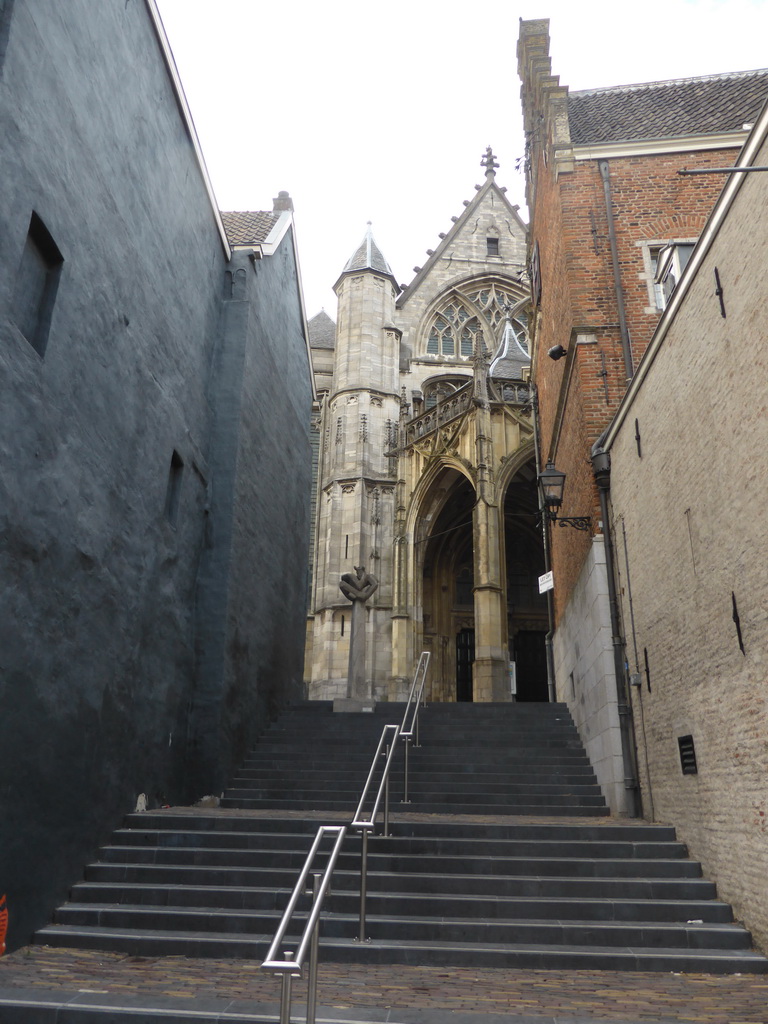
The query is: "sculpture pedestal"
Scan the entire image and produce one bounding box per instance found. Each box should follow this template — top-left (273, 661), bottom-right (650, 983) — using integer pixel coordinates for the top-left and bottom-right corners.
top-left (333, 698), bottom-right (376, 713)
top-left (347, 598), bottom-right (371, 700)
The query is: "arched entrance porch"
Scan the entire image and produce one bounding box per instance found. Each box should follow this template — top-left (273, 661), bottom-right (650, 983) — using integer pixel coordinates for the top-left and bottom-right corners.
top-left (418, 470), bottom-right (476, 702)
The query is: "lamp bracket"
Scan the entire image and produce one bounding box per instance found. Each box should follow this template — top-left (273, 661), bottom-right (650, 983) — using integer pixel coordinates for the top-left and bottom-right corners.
top-left (544, 510), bottom-right (592, 532)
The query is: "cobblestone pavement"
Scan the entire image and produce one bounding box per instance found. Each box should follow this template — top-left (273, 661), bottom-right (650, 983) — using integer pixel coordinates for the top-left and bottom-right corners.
top-left (1, 946), bottom-right (767, 1022)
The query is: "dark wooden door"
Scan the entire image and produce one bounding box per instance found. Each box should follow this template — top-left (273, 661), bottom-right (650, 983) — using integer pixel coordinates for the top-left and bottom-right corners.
top-left (456, 628), bottom-right (475, 702)
top-left (514, 629), bottom-right (548, 701)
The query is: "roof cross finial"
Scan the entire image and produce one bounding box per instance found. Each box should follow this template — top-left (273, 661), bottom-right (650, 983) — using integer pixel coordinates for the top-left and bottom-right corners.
top-left (481, 146), bottom-right (499, 178)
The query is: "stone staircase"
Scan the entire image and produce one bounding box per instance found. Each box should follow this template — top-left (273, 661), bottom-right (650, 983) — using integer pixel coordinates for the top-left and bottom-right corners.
top-left (33, 700), bottom-right (768, 974)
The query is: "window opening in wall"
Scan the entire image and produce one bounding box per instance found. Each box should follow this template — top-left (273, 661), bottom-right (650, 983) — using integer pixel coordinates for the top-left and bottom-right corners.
top-left (427, 305), bottom-right (476, 358)
top-left (455, 565), bottom-right (473, 606)
top-left (0, 0), bottom-right (15, 74)
top-left (652, 243), bottom-right (694, 309)
top-left (164, 450), bottom-right (184, 525)
top-left (345, 535), bottom-right (349, 559)
top-left (677, 734), bottom-right (698, 775)
top-left (340, 615), bottom-right (345, 637)
top-left (486, 237), bottom-right (500, 256)
top-left (422, 377), bottom-right (468, 411)
top-left (425, 282), bottom-right (523, 360)
top-left (13, 211), bottom-right (64, 357)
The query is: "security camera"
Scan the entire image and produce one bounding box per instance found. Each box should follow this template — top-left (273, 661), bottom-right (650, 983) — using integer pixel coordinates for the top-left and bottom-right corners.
top-left (548, 345), bottom-right (568, 361)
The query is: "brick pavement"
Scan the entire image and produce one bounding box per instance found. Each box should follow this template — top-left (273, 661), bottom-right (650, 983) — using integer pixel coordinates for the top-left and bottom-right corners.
top-left (1, 945), bottom-right (767, 1023)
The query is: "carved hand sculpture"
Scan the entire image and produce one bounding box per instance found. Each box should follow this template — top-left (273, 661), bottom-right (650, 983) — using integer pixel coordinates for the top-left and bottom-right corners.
top-left (340, 565), bottom-right (379, 603)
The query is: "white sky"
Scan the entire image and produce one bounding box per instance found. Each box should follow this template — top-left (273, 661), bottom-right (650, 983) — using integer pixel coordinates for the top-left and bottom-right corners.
top-left (154, 0), bottom-right (768, 319)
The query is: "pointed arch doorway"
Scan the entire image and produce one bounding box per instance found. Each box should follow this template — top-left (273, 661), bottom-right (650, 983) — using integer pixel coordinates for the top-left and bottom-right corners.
top-left (420, 470), bottom-right (476, 702)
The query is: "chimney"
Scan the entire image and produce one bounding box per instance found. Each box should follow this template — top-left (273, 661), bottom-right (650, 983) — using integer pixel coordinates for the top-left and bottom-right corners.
top-left (273, 190), bottom-right (294, 213)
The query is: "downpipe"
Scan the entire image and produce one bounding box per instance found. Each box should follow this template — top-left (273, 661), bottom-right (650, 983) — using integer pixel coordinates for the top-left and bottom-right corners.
top-left (592, 446), bottom-right (642, 817)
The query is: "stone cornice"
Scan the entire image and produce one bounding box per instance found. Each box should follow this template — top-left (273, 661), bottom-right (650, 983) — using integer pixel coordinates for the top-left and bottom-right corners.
top-left (566, 131), bottom-right (747, 164)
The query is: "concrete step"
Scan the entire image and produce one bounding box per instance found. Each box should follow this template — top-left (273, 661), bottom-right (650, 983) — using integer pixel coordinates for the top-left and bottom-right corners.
top-left (78, 860), bottom-right (719, 900)
top-left (27, 699), bottom-right (767, 977)
top-left (120, 813), bottom-right (673, 842)
top-left (0, 992), bottom-right (275, 1024)
top-left (94, 844), bottom-right (703, 879)
top-left (67, 879), bottom-right (736, 922)
top-left (111, 826), bottom-right (688, 860)
top-left (48, 903), bottom-right (755, 949)
top-left (219, 796), bottom-right (610, 815)
top-left (34, 922), bottom-right (768, 973)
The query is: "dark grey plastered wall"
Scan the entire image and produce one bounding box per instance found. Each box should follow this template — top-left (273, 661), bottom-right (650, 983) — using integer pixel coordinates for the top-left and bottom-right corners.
top-left (189, 240), bottom-right (312, 797)
top-left (0, 0), bottom-right (312, 948)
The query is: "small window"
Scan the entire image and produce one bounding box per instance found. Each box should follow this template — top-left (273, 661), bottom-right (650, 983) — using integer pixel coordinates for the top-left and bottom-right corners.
top-left (164, 450), bottom-right (184, 525)
top-left (653, 243), bottom-right (695, 309)
top-left (13, 212), bottom-right (64, 357)
top-left (455, 566), bottom-right (473, 606)
top-left (460, 328), bottom-right (473, 358)
top-left (486, 237), bottom-right (499, 256)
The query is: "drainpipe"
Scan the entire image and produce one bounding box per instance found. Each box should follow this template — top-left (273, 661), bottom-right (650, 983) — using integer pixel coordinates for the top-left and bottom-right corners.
top-left (591, 444), bottom-right (641, 817)
top-left (598, 160), bottom-right (634, 382)
top-left (530, 384), bottom-right (557, 702)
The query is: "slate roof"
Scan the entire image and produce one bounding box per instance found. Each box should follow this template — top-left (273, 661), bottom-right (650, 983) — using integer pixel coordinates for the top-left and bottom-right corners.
top-left (568, 69), bottom-right (768, 145)
top-left (342, 224), bottom-right (395, 279)
top-left (308, 310), bottom-right (336, 350)
top-left (220, 210), bottom-right (281, 246)
top-left (490, 319), bottom-right (531, 381)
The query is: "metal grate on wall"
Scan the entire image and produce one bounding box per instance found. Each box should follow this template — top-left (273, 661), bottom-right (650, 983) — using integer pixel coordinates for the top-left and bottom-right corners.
top-left (677, 734), bottom-right (698, 775)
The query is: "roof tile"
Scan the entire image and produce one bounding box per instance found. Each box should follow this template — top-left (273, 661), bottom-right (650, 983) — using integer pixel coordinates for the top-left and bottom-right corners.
top-left (308, 310), bottom-right (336, 350)
top-left (568, 69), bottom-right (768, 145)
top-left (220, 210), bottom-right (281, 246)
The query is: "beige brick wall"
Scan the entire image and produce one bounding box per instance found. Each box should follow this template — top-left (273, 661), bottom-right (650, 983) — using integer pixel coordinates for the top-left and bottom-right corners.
top-left (607, 129), bottom-right (768, 953)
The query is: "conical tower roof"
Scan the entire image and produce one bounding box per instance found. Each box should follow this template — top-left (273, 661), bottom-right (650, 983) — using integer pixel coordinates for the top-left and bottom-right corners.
top-left (334, 222), bottom-right (398, 292)
top-left (489, 314), bottom-right (531, 380)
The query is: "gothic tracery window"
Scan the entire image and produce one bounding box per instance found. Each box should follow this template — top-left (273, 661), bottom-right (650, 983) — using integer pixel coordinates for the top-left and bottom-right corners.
top-left (423, 376), bottom-right (469, 410)
top-left (424, 281), bottom-right (522, 360)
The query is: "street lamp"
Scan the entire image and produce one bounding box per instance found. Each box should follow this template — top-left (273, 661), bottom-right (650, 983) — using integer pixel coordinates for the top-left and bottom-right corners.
top-left (538, 461), bottom-right (591, 532)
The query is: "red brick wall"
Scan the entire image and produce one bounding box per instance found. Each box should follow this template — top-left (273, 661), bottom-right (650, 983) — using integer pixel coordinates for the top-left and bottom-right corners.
top-left (530, 145), bottom-right (733, 619)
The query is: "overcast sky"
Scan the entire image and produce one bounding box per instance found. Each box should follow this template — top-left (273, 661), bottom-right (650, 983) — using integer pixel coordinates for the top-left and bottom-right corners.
top-left (154, 0), bottom-right (768, 319)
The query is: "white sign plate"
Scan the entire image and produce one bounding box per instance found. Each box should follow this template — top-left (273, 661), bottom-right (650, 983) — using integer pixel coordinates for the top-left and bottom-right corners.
top-left (538, 570), bottom-right (554, 594)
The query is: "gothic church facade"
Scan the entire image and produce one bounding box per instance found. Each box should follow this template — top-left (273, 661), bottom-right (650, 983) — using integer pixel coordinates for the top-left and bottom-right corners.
top-left (306, 156), bottom-right (548, 703)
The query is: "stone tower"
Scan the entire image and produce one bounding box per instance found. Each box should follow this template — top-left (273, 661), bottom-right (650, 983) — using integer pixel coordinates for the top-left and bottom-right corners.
top-left (309, 226), bottom-right (401, 698)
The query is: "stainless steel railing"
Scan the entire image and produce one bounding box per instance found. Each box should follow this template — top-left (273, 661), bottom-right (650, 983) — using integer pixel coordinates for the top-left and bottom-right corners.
top-left (349, 652), bottom-right (430, 939)
top-left (399, 651), bottom-right (430, 803)
top-left (261, 824), bottom-right (347, 1024)
top-left (350, 721), bottom-right (399, 941)
top-left (261, 654), bottom-right (430, 1020)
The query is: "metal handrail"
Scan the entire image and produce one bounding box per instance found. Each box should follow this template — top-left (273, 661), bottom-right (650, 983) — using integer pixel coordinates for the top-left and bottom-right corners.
top-left (349, 653), bottom-right (430, 938)
top-left (398, 652), bottom-right (430, 803)
top-left (349, 722), bottom-right (399, 942)
top-left (350, 722), bottom-right (400, 831)
top-left (261, 653), bottom-right (433, 1020)
top-left (262, 824), bottom-right (347, 1024)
